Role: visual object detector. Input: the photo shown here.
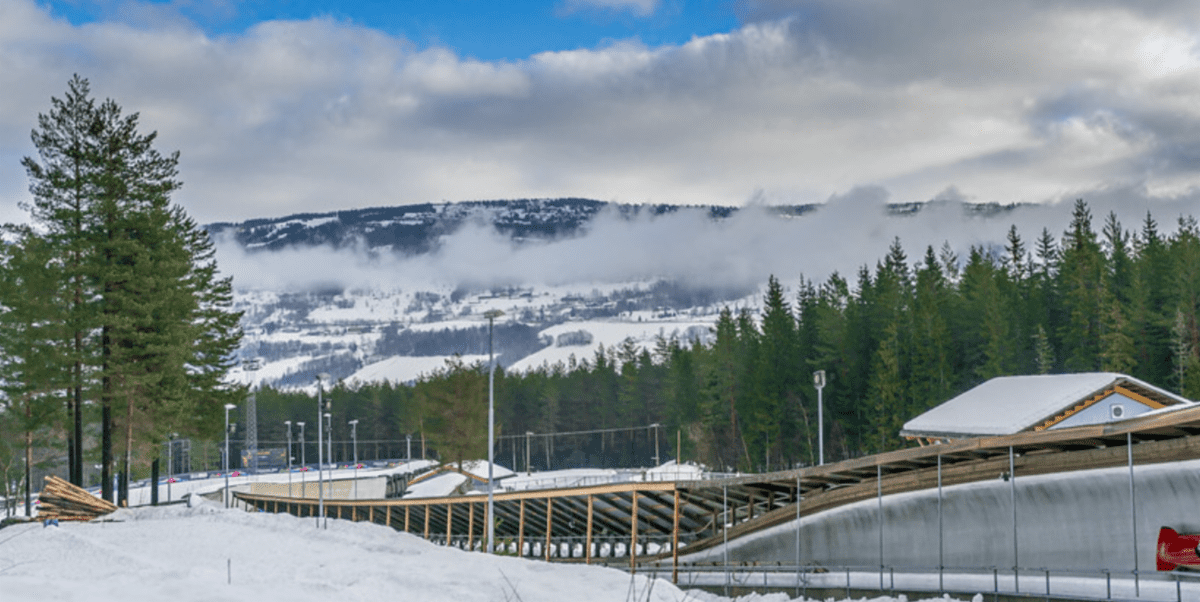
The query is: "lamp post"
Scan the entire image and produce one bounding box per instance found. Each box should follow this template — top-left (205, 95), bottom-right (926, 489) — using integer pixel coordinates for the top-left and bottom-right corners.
top-left (297, 422), bottom-right (306, 496)
top-left (348, 419), bottom-right (359, 499)
top-left (406, 434), bottom-right (412, 462)
top-left (813, 370), bottom-right (826, 466)
top-left (315, 373), bottom-right (330, 528)
top-left (325, 413), bottom-right (332, 474)
top-left (284, 421), bottom-right (293, 497)
top-left (526, 431), bottom-right (533, 475)
top-left (167, 432), bottom-right (177, 502)
top-left (223, 404), bottom-right (237, 508)
top-left (484, 308), bottom-right (503, 554)
top-left (651, 423), bottom-right (661, 467)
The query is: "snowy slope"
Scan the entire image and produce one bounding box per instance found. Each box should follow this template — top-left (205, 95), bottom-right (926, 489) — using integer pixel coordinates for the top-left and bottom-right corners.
top-left (0, 495), bottom-right (973, 602)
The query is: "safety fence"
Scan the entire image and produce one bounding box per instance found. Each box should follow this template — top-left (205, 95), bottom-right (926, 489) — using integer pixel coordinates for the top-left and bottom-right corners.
top-left (628, 562), bottom-right (1200, 602)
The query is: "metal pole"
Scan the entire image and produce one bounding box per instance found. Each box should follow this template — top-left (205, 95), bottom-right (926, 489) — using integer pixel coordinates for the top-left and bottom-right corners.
top-left (167, 435), bottom-right (173, 503)
top-left (285, 422), bottom-right (292, 497)
top-left (406, 434), bottom-right (412, 462)
top-left (1011, 446), bottom-right (1019, 592)
top-left (224, 404), bottom-right (236, 508)
top-left (1128, 432), bottom-right (1139, 597)
top-left (298, 422), bottom-right (306, 497)
top-left (938, 453), bottom-right (943, 593)
top-left (796, 474), bottom-right (802, 598)
top-left (485, 309), bottom-right (502, 554)
top-left (814, 371), bottom-right (826, 465)
top-left (878, 463), bottom-right (884, 590)
top-left (653, 423), bottom-right (660, 466)
top-left (316, 376), bottom-right (325, 528)
top-left (723, 484), bottom-right (729, 597)
top-left (526, 431), bottom-right (533, 474)
top-left (349, 420), bottom-right (359, 500)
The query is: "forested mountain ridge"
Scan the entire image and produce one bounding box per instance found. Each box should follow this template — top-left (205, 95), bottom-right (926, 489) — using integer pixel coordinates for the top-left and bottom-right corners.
top-left (204, 198), bottom-right (1022, 254)
top-left (205, 198), bottom-right (804, 252)
top-left (248, 199), bottom-right (1200, 475)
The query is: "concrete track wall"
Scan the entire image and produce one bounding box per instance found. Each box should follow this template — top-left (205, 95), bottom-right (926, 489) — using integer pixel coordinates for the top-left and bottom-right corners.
top-left (680, 458), bottom-right (1200, 578)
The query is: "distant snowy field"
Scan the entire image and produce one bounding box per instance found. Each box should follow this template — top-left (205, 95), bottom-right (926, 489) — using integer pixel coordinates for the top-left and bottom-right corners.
top-left (0, 496), bottom-right (978, 602)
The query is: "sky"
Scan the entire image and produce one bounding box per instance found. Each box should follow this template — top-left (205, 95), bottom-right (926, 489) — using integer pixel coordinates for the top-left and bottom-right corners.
top-left (4, 1), bottom-right (1200, 228)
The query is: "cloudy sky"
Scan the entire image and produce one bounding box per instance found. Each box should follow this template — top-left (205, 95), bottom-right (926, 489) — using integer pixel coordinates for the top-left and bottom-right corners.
top-left (3, 1), bottom-right (1200, 230)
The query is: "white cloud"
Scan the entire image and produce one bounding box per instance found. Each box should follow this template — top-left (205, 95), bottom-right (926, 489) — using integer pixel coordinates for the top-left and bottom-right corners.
top-left (3, 1), bottom-right (1200, 228)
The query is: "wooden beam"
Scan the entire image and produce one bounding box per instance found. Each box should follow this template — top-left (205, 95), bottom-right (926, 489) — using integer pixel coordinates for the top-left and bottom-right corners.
top-left (446, 504), bottom-right (453, 547)
top-left (630, 490), bottom-right (639, 573)
top-left (518, 499), bottom-right (527, 558)
top-left (468, 502), bottom-right (475, 552)
top-left (672, 489), bottom-right (680, 584)
top-left (544, 498), bottom-right (553, 562)
top-left (424, 504), bottom-right (430, 540)
top-left (586, 494), bottom-right (594, 565)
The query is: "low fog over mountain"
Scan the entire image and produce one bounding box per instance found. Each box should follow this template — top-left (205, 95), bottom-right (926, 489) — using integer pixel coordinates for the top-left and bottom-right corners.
top-left (211, 195), bottom-right (1198, 390)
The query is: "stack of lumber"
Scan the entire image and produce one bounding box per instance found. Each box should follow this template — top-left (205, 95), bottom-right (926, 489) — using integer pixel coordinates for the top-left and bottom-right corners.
top-left (38, 475), bottom-right (117, 521)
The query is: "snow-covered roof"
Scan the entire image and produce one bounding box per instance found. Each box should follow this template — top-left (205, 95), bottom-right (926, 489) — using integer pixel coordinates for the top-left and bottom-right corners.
top-left (900, 372), bottom-right (1193, 440)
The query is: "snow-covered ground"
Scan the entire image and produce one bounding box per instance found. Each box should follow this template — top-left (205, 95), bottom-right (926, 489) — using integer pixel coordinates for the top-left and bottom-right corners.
top-left (0, 495), bottom-right (978, 602)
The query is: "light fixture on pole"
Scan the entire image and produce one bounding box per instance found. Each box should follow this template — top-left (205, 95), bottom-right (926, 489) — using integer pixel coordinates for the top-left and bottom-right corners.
top-left (297, 422), bottom-right (306, 496)
top-left (348, 419), bottom-right (359, 499)
top-left (813, 370), bottom-right (826, 466)
top-left (484, 308), bottom-right (503, 554)
top-left (284, 421), bottom-right (293, 497)
top-left (223, 404), bottom-right (237, 508)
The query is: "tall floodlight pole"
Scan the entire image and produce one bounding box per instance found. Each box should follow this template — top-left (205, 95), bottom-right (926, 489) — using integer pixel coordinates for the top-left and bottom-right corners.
top-left (167, 432), bottom-right (177, 502)
top-left (349, 420), bottom-right (359, 499)
top-left (315, 373), bottom-right (329, 528)
top-left (651, 423), bottom-right (661, 467)
top-left (813, 370), bottom-right (826, 466)
top-left (284, 421), bottom-right (293, 497)
top-left (325, 413), bottom-right (332, 474)
top-left (223, 404), bottom-right (237, 508)
top-left (484, 309), bottom-right (504, 554)
top-left (297, 422), bottom-right (306, 496)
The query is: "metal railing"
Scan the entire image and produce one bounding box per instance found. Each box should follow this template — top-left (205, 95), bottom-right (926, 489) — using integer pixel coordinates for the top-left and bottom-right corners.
top-left (630, 562), bottom-right (1200, 602)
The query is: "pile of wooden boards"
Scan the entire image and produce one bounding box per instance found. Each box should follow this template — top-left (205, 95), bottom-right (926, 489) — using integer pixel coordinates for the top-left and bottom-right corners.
top-left (38, 475), bottom-right (117, 521)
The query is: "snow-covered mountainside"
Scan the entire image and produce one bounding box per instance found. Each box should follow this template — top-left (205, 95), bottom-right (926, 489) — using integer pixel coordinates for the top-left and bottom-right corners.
top-left (213, 198), bottom-right (1022, 390)
top-left (228, 282), bottom-right (735, 391)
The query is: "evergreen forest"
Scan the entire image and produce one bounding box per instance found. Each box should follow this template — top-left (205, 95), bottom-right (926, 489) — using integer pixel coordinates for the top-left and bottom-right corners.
top-left (249, 199), bottom-right (1200, 474)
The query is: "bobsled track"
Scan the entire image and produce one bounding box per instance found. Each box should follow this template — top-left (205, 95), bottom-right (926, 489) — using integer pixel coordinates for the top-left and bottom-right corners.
top-left (235, 404), bottom-right (1200, 601)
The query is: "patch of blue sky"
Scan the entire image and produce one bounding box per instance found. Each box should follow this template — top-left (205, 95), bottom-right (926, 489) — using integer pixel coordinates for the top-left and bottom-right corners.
top-left (40, 0), bottom-right (741, 61)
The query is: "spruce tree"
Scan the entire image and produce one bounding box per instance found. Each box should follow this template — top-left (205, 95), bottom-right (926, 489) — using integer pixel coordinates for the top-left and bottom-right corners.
top-left (19, 76), bottom-right (243, 499)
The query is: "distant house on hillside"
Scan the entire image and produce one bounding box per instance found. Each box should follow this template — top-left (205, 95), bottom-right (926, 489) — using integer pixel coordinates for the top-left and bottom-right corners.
top-left (900, 372), bottom-right (1194, 445)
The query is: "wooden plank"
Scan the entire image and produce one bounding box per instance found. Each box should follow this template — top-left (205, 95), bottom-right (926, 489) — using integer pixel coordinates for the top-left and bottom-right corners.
top-left (423, 504), bottom-right (430, 540)
top-left (672, 489), bottom-right (681, 584)
top-left (446, 503), bottom-right (453, 547)
top-left (586, 494), bottom-right (594, 565)
top-left (468, 502), bottom-right (475, 552)
top-left (544, 498), bottom-right (553, 561)
top-left (630, 490), bottom-right (639, 573)
top-left (518, 499), bottom-right (526, 558)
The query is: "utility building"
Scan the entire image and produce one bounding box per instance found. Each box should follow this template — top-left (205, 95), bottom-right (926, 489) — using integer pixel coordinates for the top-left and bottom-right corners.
top-left (900, 372), bottom-right (1194, 445)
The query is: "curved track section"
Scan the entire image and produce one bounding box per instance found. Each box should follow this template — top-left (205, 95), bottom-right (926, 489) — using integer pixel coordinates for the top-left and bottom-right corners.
top-left (680, 458), bottom-right (1200, 579)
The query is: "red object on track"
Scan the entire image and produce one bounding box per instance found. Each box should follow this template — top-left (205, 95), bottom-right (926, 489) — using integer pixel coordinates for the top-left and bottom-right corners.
top-left (1157, 527), bottom-right (1200, 570)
